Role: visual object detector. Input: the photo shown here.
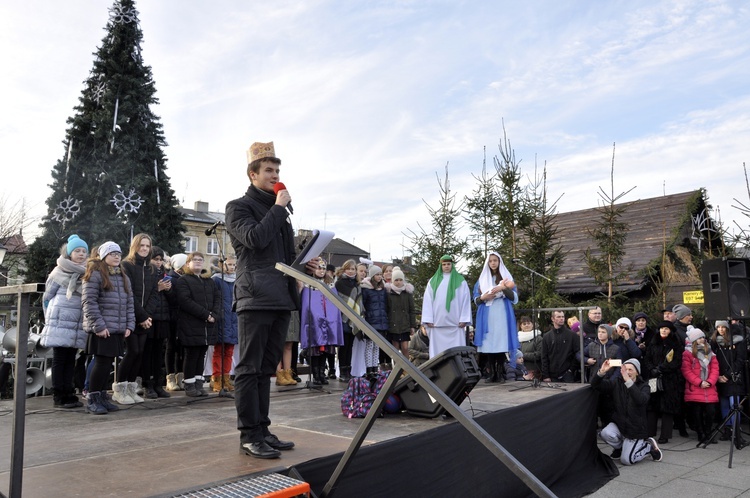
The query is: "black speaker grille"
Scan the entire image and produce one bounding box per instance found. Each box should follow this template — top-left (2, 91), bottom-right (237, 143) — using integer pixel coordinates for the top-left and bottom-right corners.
top-left (729, 280), bottom-right (750, 318)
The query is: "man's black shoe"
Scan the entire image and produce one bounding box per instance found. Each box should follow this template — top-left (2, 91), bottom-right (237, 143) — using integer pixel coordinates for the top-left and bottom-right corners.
top-left (610, 448), bottom-right (622, 459)
top-left (265, 434), bottom-right (295, 451)
top-left (240, 441), bottom-right (281, 459)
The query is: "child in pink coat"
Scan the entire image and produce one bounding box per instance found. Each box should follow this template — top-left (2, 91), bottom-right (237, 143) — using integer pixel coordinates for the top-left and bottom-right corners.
top-left (681, 329), bottom-right (719, 443)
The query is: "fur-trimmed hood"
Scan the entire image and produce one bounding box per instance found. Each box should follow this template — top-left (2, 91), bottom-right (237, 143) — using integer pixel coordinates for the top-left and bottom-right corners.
top-left (385, 281), bottom-right (414, 294)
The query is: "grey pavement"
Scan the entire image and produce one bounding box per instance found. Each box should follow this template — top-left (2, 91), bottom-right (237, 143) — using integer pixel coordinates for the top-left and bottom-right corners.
top-left (1, 378), bottom-right (749, 497)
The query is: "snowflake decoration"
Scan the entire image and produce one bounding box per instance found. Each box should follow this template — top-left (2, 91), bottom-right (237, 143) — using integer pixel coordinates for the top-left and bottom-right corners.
top-left (111, 188), bottom-right (143, 215)
top-left (108, 2), bottom-right (137, 25)
top-left (691, 208), bottom-right (717, 253)
top-left (52, 196), bottom-right (81, 223)
top-left (92, 81), bottom-right (106, 105)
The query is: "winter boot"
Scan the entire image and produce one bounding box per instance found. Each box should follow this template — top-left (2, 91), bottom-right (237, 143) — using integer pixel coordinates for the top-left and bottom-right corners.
top-left (99, 390), bottom-right (120, 412)
top-left (484, 362), bottom-right (497, 383)
top-left (135, 376), bottom-right (144, 396)
top-left (276, 369), bottom-right (296, 386)
top-left (313, 367), bottom-right (325, 386)
top-left (144, 380), bottom-right (158, 399)
top-left (127, 381), bottom-right (145, 403)
top-left (195, 376), bottom-right (208, 396)
top-left (65, 391), bottom-right (84, 408)
top-left (291, 370), bottom-right (302, 383)
top-left (497, 362), bottom-right (506, 384)
top-left (211, 375), bottom-right (222, 392)
top-left (166, 373), bottom-right (180, 391)
top-left (86, 392), bottom-right (108, 415)
top-left (222, 374), bottom-right (235, 392)
top-left (176, 372), bottom-right (185, 390)
top-left (112, 382), bottom-right (135, 405)
top-left (54, 389), bottom-right (78, 409)
top-left (184, 381), bottom-right (204, 397)
top-left (154, 376), bottom-right (171, 398)
top-left (339, 366), bottom-right (351, 382)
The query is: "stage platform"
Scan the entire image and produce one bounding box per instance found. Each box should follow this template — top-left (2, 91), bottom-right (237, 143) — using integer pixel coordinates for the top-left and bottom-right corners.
top-left (2, 377), bottom-right (749, 497)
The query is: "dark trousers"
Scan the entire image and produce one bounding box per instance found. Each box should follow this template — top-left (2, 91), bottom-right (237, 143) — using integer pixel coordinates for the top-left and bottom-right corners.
top-left (165, 320), bottom-right (183, 374)
top-left (141, 336), bottom-right (166, 382)
top-left (338, 325), bottom-right (355, 368)
top-left (90, 355), bottom-right (113, 392)
top-left (118, 332), bottom-right (147, 382)
top-left (51, 346), bottom-right (77, 396)
top-left (183, 345), bottom-right (208, 379)
top-left (235, 310), bottom-right (290, 444)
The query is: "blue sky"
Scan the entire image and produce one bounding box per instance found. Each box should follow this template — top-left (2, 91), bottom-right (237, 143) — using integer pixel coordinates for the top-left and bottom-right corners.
top-left (1, 1), bottom-right (749, 263)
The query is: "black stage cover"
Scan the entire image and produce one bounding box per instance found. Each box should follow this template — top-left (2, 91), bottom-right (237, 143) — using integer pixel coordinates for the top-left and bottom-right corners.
top-left (293, 386), bottom-right (618, 497)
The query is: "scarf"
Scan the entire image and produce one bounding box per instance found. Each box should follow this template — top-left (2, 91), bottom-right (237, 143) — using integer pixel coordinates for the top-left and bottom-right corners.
top-left (428, 265), bottom-right (466, 312)
top-left (219, 272), bottom-right (237, 283)
top-left (108, 266), bottom-right (122, 275)
top-left (389, 281), bottom-right (405, 295)
top-left (518, 330), bottom-right (539, 343)
top-left (477, 251), bottom-right (513, 307)
top-left (47, 256), bottom-right (86, 299)
top-left (695, 344), bottom-right (713, 382)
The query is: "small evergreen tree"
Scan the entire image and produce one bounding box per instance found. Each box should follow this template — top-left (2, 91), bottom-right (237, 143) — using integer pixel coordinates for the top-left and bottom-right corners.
top-left (463, 147), bottom-right (501, 281)
top-left (518, 162), bottom-right (566, 310)
top-left (406, 164), bottom-right (468, 308)
top-left (26, 0), bottom-right (184, 283)
top-left (583, 143), bottom-right (635, 302)
top-left (494, 125), bottom-right (533, 262)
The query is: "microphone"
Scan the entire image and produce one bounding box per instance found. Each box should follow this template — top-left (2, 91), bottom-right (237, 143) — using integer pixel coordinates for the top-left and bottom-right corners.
top-left (205, 221), bottom-right (224, 236)
top-left (273, 182), bottom-right (293, 214)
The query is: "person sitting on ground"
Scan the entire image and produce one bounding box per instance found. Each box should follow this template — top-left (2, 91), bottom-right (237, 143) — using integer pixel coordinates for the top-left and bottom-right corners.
top-left (592, 358), bottom-right (663, 464)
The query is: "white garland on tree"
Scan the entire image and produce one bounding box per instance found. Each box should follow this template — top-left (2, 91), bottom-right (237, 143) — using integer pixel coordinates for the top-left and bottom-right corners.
top-left (111, 187), bottom-right (143, 215)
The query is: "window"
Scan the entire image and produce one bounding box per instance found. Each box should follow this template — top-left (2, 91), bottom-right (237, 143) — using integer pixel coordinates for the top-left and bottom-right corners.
top-left (184, 236), bottom-right (198, 253)
top-left (206, 238), bottom-right (219, 255)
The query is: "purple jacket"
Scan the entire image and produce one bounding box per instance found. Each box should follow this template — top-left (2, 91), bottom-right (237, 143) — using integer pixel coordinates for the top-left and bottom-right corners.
top-left (299, 285), bottom-right (344, 349)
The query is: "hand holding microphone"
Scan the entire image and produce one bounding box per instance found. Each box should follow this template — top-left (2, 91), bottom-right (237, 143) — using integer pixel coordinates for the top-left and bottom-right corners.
top-left (273, 182), bottom-right (293, 214)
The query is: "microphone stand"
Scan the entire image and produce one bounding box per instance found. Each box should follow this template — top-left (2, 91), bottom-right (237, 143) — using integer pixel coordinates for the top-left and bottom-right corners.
top-left (508, 259), bottom-right (563, 392)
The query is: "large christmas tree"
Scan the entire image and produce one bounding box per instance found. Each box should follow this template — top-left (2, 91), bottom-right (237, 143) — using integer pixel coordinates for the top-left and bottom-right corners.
top-left (26, 0), bottom-right (184, 283)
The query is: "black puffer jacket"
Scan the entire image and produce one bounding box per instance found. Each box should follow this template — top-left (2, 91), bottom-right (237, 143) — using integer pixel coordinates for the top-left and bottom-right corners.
top-left (174, 271), bottom-right (221, 347)
top-left (712, 328), bottom-right (747, 398)
top-left (82, 269), bottom-right (135, 335)
top-left (122, 255), bottom-right (160, 326)
top-left (225, 185), bottom-right (297, 312)
top-left (592, 372), bottom-right (650, 440)
top-left (644, 331), bottom-right (683, 414)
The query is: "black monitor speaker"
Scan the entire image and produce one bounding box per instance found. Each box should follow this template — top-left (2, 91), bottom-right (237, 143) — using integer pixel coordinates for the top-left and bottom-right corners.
top-left (701, 258), bottom-right (750, 320)
top-left (393, 346), bottom-right (481, 418)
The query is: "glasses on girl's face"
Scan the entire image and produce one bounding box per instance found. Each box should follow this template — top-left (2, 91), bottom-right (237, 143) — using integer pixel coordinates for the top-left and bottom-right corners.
top-left (192, 258), bottom-right (204, 263)
top-left (618, 325), bottom-right (629, 330)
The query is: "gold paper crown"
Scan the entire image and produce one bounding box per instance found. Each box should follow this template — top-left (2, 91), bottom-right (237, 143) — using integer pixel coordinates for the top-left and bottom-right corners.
top-left (247, 141), bottom-right (276, 164)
